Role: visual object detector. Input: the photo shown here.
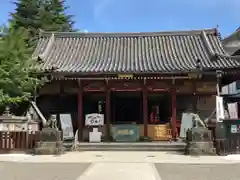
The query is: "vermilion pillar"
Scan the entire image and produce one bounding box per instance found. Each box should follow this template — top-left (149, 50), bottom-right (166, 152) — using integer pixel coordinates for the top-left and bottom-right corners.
top-left (171, 79), bottom-right (177, 139)
top-left (77, 80), bottom-right (83, 141)
top-left (105, 80), bottom-right (111, 141)
top-left (143, 79), bottom-right (148, 136)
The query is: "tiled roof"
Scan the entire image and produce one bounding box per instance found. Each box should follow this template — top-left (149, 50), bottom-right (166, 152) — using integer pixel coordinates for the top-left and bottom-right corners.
top-left (33, 28), bottom-right (240, 74)
top-left (223, 29), bottom-right (240, 55)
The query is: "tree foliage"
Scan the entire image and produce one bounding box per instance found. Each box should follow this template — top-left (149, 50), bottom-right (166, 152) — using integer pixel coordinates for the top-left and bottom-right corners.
top-left (38, 0), bottom-right (75, 31)
top-left (10, 0), bottom-right (40, 35)
top-left (10, 0), bottom-right (75, 41)
top-left (0, 0), bottom-right (75, 107)
top-left (0, 27), bottom-right (44, 106)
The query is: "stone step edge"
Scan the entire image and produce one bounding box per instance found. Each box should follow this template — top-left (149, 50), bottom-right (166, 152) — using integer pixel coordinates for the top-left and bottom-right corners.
top-left (74, 145), bottom-right (185, 148)
top-left (75, 148), bottom-right (185, 150)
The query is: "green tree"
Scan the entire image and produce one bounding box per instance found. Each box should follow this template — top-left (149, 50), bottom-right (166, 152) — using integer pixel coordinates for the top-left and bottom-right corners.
top-left (10, 0), bottom-right (75, 41)
top-left (10, 0), bottom-right (40, 43)
top-left (0, 27), bottom-right (44, 106)
top-left (38, 0), bottom-right (75, 31)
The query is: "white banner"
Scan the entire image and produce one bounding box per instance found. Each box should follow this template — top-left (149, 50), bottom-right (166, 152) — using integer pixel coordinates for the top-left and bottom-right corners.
top-left (59, 114), bottom-right (74, 139)
top-left (228, 102), bottom-right (238, 119)
top-left (216, 96), bottom-right (224, 122)
top-left (85, 113), bottom-right (104, 126)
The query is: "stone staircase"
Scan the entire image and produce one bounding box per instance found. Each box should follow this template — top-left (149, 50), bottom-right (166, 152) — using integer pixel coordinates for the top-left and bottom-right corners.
top-left (72, 141), bottom-right (186, 152)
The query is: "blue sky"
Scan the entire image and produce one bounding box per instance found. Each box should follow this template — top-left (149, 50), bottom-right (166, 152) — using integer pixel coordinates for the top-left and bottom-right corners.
top-left (0, 0), bottom-right (239, 37)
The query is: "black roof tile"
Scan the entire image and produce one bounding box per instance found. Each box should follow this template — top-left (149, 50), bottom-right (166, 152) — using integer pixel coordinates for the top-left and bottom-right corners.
top-left (33, 28), bottom-right (240, 74)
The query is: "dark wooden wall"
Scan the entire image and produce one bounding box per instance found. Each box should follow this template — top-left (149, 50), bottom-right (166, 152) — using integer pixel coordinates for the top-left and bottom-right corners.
top-left (37, 78), bottom-right (217, 125)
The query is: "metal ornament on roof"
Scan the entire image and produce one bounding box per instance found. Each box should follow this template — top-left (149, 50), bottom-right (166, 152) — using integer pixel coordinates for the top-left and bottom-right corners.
top-left (188, 59), bottom-right (203, 79)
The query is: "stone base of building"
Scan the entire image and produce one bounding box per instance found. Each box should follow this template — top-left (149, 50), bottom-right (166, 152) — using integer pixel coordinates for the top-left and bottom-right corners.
top-left (186, 141), bottom-right (216, 155)
top-left (185, 127), bottom-right (216, 155)
top-left (34, 128), bottom-right (65, 155)
top-left (34, 141), bottom-right (65, 155)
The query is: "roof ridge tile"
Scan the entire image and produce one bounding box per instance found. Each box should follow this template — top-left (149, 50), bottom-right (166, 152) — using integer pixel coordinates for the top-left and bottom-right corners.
top-left (33, 28), bottom-right (240, 74)
top-left (38, 28), bottom-right (218, 38)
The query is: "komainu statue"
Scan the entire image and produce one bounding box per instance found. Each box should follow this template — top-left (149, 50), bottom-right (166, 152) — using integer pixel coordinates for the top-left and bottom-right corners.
top-left (47, 115), bottom-right (58, 129)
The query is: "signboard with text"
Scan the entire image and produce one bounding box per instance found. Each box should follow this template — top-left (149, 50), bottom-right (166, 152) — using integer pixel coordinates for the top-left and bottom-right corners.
top-left (216, 96), bottom-right (224, 122)
top-left (112, 124), bottom-right (139, 142)
top-left (85, 113), bottom-right (104, 126)
top-left (59, 114), bottom-right (74, 139)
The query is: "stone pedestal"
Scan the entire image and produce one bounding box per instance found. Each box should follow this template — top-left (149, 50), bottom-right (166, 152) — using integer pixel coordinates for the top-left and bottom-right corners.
top-left (35, 141), bottom-right (65, 155)
top-left (185, 127), bottom-right (216, 155)
top-left (34, 128), bottom-right (65, 155)
top-left (186, 141), bottom-right (216, 155)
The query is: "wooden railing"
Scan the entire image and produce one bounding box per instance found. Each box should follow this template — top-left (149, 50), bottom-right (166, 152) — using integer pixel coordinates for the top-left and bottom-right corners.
top-left (0, 131), bottom-right (40, 152)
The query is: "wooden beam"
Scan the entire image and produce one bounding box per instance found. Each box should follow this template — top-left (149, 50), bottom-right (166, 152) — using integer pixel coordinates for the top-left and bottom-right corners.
top-left (143, 78), bottom-right (148, 136)
top-left (105, 79), bottom-right (111, 141)
top-left (77, 80), bottom-right (83, 141)
top-left (171, 79), bottom-right (177, 139)
top-left (192, 80), bottom-right (197, 113)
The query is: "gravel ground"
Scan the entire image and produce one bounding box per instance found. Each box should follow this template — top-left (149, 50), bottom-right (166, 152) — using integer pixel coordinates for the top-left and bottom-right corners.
top-left (155, 163), bottom-right (240, 180)
top-left (0, 162), bottom-right (91, 180)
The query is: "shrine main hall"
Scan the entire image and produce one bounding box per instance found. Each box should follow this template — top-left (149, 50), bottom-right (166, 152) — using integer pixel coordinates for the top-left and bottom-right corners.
top-left (33, 28), bottom-right (240, 141)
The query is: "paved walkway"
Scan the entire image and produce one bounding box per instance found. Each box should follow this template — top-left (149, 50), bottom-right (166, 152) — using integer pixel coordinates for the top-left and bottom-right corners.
top-left (1, 152), bottom-right (240, 180)
top-left (155, 163), bottom-right (240, 180)
top-left (77, 163), bottom-right (160, 180)
top-left (2, 151), bottom-right (239, 164)
top-left (1, 162), bottom-right (240, 180)
top-left (0, 162), bottom-right (90, 180)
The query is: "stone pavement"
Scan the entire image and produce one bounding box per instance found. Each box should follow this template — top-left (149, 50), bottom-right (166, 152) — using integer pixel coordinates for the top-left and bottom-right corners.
top-left (8, 151), bottom-right (240, 164)
top-left (77, 163), bottom-right (160, 180)
top-left (1, 152), bottom-right (240, 180)
top-left (155, 163), bottom-right (240, 180)
top-left (1, 162), bottom-right (240, 180)
top-left (0, 162), bottom-right (90, 180)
